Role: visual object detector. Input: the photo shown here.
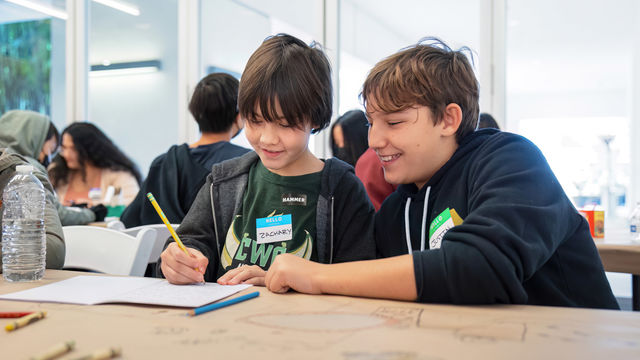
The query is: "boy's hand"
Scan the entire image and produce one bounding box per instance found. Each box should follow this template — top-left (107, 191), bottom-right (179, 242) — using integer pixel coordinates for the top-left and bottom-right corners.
top-left (265, 254), bottom-right (323, 294)
top-left (217, 265), bottom-right (266, 286)
top-left (160, 243), bottom-right (208, 284)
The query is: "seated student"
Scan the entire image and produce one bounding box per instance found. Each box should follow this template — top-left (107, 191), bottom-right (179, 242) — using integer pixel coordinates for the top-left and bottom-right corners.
top-left (120, 73), bottom-right (250, 228)
top-left (330, 110), bottom-right (369, 167)
top-left (49, 123), bottom-right (141, 207)
top-left (0, 149), bottom-right (65, 269)
top-left (157, 34), bottom-right (375, 285)
top-left (264, 38), bottom-right (619, 309)
top-left (0, 110), bottom-right (105, 225)
top-left (478, 112), bottom-right (500, 130)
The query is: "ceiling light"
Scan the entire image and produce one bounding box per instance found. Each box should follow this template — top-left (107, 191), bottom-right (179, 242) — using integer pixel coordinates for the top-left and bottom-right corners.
top-left (6, 0), bottom-right (68, 20)
top-left (92, 0), bottom-right (140, 16)
top-left (90, 60), bottom-right (161, 77)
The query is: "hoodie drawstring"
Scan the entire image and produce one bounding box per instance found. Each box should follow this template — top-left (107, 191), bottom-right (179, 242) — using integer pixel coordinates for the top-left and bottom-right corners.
top-left (404, 186), bottom-right (431, 254)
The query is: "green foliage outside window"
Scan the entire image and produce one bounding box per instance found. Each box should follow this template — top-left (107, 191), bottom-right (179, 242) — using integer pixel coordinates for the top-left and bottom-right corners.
top-left (0, 19), bottom-right (51, 115)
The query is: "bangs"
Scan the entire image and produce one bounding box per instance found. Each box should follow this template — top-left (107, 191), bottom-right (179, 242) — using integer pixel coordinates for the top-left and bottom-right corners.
top-left (241, 61), bottom-right (316, 130)
top-left (362, 60), bottom-right (429, 114)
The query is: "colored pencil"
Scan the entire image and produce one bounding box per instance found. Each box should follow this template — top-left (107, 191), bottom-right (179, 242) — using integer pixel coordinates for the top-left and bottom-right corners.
top-left (0, 311), bottom-right (34, 318)
top-left (188, 291), bottom-right (260, 316)
top-left (5, 311), bottom-right (47, 332)
top-left (32, 340), bottom-right (75, 360)
top-left (69, 347), bottom-right (121, 360)
top-left (146, 192), bottom-right (189, 256)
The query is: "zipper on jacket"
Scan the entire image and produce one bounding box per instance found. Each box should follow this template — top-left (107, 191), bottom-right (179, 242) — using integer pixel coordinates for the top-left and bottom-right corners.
top-left (209, 183), bottom-right (221, 258)
top-left (329, 195), bottom-right (334, 264)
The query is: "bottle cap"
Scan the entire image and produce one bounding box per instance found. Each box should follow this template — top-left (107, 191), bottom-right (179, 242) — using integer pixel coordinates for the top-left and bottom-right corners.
top-left (15, 165), bottom-right (33, 173)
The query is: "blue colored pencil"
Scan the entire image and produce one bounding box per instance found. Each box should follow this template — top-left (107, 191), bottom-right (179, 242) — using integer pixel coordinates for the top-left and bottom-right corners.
top-left (188, 291), bottom-right (259, 316)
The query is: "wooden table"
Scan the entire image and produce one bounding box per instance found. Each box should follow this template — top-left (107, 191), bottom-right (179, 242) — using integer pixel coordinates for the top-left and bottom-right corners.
top-left (594, 228), bottom-right (640, 310)
top-left (1, 270), bottom-right (639, 359)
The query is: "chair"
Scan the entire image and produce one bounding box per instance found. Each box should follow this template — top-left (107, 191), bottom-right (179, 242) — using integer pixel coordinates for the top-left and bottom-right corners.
top-left (124, 224), bottom-right (178, 264)
top-left (107, 221), bottom-right (178, 264)
top-left (63, 226), bottom-right (156, 277)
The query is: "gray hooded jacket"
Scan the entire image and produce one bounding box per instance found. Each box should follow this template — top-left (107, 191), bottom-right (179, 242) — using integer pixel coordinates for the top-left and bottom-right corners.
top-left (0, 149), bottom-right (65, 269)
top-left (0, 110), bottom-right (95, 225)
top-left (157, 151), bottom-right (375, 281)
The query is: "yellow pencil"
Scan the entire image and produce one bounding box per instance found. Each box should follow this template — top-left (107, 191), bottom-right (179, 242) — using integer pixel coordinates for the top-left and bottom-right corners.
top-left (146, 192), bottom-right (189, 256)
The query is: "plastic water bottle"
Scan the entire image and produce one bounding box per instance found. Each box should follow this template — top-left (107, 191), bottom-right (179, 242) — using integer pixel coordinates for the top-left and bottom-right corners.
top-left (2, 165), bottom-right (46, 282)
top-left (631, 202), bottom-right (640, 242)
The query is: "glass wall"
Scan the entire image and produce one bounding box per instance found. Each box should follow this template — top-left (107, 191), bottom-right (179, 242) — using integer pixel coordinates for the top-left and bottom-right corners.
top-left (505, 0), bottom-right (634, 224)
top-left (338, 0), bottom-right (483, 115)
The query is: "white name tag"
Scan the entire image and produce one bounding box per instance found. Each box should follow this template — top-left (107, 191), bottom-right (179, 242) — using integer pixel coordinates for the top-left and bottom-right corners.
top-left (256, 214), bottom-right (293, 244)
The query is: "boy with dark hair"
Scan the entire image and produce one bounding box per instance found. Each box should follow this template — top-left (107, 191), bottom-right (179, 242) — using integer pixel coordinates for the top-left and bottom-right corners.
top-left (121, 73), bottom-right (249, 228)
top-left (478, 112), bottom-right (500, 129)
top-left (158, 34), bottom-right (375, 285)
top-left (265, 38), bottom-right (619, 309)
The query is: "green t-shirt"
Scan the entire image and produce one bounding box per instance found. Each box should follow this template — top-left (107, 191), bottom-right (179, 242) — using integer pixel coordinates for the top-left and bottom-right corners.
top-left (219, 161), bottom-right (321, 276)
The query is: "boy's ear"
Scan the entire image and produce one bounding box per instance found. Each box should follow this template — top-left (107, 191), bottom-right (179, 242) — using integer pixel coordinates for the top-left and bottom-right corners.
top-left (235, 114), bottom-right (244, 129)
top-left (231, 114), bottom-right (244, 138)
top-left (439, 103), bottom-right (462, 137)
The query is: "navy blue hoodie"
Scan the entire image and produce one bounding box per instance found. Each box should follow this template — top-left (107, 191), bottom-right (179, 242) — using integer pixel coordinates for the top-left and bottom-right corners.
top-left (375, 129), bottom-right (619, 309)
top-left (121, 142), bottom-right (249, 228)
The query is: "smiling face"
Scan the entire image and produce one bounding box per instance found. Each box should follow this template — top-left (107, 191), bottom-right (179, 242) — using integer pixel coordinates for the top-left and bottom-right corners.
top-left (244, 101), bottom-right (320, 176)
top-left (366, 98), bottom-right (459, 189)
top-left (60, 133), bottom-right (81, 170)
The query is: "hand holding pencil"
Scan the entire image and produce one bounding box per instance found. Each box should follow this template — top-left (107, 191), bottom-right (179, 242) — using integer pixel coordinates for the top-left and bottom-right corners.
top-left (147, 193), bottom-right (208, 284)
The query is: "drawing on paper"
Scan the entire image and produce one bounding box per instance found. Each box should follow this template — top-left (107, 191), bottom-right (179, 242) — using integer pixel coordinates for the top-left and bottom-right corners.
top-left (241, 312), bottom-right (388, 332)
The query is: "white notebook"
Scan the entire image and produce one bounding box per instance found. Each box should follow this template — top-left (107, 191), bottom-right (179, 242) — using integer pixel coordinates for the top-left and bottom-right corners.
top-left (0, 275), bottom-right (252, 308)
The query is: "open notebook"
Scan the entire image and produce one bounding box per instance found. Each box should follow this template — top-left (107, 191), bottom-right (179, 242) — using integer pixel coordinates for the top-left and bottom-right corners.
top-left (0, 276), bottom-right (252, 308)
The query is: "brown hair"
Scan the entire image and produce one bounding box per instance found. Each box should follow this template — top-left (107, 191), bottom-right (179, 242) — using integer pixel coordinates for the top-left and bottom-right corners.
top-left (361, 37), bottom-right (479, 143)
top-left (238, 33), bottom-right (332, 134)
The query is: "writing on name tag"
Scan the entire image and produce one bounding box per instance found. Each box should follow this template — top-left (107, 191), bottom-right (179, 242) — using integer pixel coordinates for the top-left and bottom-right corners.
top-left (256, 214), bottom-right (293, 244)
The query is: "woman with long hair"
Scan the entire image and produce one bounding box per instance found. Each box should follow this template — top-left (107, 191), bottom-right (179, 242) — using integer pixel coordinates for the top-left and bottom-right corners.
top-left (48, 122), bottom-right (141, 207)
top-left (330, 109), bottom-right (369, 167)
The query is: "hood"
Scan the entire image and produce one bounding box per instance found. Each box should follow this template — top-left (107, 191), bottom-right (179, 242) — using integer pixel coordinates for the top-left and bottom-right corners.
top-left (0, 110), bottom-right (50, 160)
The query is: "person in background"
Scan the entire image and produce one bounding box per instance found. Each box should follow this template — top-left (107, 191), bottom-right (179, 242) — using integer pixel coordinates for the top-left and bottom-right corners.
top-left (330, 109), bottom-right (395, 211)
top-left (120, 73), bottom-right (249, 228)
top-left (49, 122), bottom-right (141, 207)
top-left (355, 148), bottom-right (396, 211)
top-left (0, 149), bottom-right (65, 269)
top-left (330, 109), bottom-right (369, 167)
top-left (0, 110), bottom-right (105, 224)
top-left (478, 112), bottom-right (500, 130)
top-left (264, 38), bottom-right (618, 310)
top-left (157, 34), bottom-right (375, 285)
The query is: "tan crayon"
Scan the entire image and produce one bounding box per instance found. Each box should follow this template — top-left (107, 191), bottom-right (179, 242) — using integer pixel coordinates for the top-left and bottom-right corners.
top-left (31, 340), bottom-right (76, 360)
top-left (5, 311), bottom-right (47, 332)
top-left (71, 347), bottom-right (122, 360)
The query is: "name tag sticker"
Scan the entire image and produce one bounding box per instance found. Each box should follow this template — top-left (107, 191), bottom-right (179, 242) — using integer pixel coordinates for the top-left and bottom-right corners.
top-left (428, 208), bottom-right (464, 250)
top-left (256, 214), bottom-right (293, 244)
top-left (282, 193), bottom-right (307, 206)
